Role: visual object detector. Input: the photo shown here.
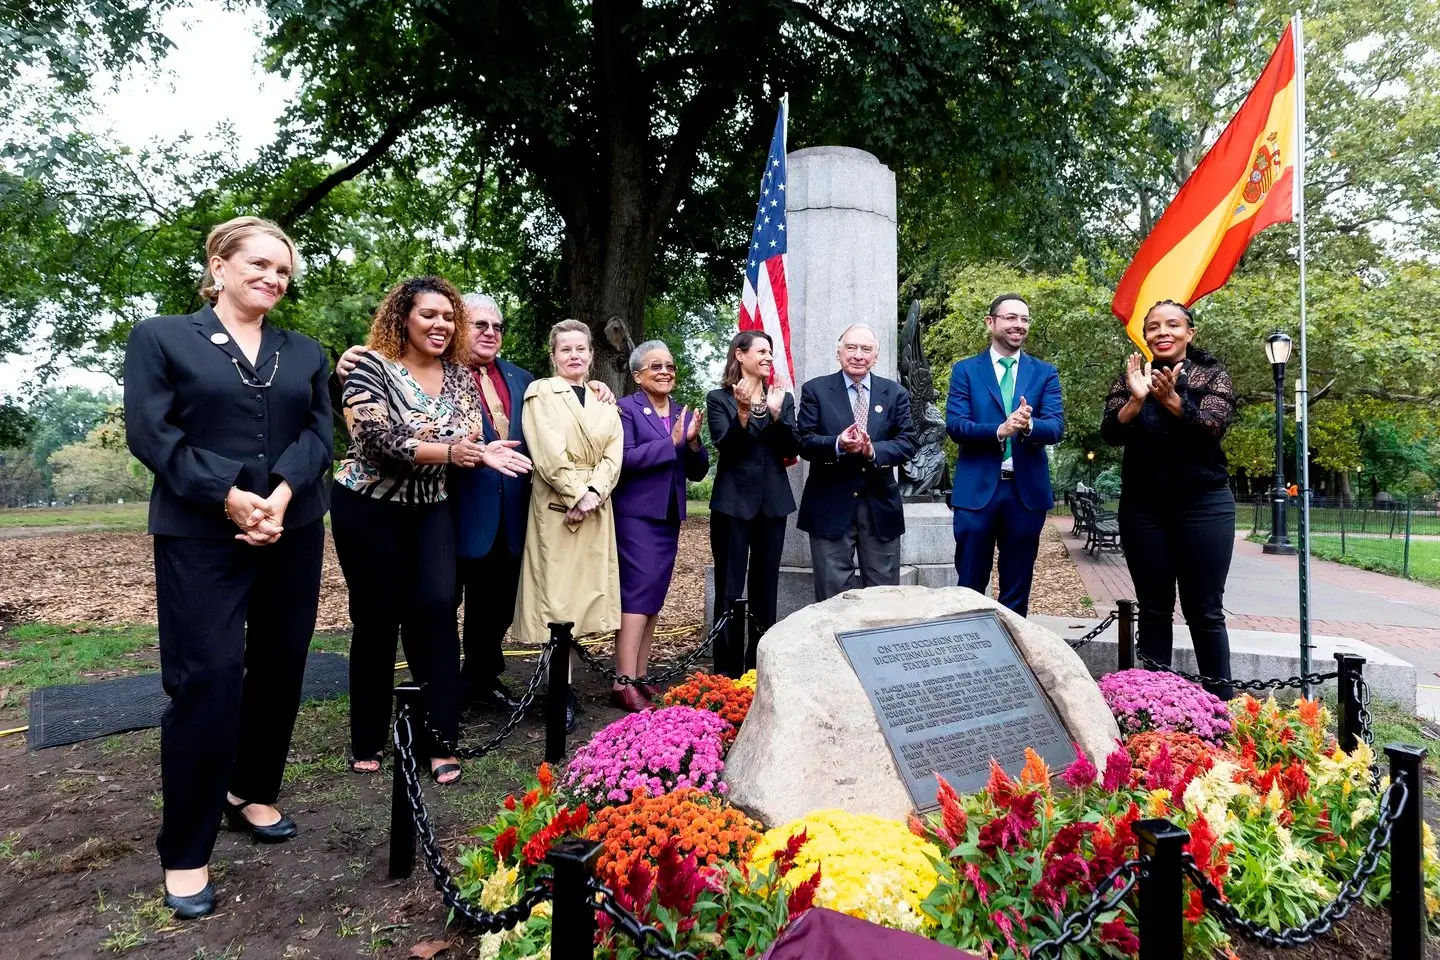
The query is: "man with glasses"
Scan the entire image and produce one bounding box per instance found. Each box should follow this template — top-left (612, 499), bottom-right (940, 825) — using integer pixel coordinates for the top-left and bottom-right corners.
top-left (944, 294), bottom-right (1064, 617)
top-left (797, 323), bottom-right (918, 601)
top-left (334, 296), bottom-right (613, 714)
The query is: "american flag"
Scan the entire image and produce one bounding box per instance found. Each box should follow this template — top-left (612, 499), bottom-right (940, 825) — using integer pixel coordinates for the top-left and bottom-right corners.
top-left (738, 99), bottom-right (793, 386)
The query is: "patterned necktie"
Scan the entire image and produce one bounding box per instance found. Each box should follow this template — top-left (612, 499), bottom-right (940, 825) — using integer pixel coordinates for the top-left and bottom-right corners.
top-left (852, 380), bottom-right (868, 433)
top-left (998, 356), bottom-right (1017, 459)
top-left (475, 365), bottom-right (510, 439)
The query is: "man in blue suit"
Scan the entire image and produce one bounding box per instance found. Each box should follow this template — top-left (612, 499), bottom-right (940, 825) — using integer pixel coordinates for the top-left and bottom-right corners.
top-left (449, 294), bottom-right (534, 709)
top-left (798, 324), bottom-right (918, 601)
top-left (945, 294), bottom-right (1064, 617)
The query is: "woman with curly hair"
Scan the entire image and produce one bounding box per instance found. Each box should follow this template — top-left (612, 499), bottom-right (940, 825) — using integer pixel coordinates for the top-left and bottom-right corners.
top-left (332, 276), bottom-right (529, 785)
top-left (1101, 299), bottom-right (1238, 700)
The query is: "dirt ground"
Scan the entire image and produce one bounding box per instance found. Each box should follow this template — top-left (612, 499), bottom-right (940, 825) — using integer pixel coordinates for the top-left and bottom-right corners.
top-left (1, 518), bottom-right (1377, 959)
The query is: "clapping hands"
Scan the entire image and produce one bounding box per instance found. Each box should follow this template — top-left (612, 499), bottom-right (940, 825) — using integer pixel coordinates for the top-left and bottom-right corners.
top-left (839, 423), bottom-right (874, 459)
top-left (998, 396), bottom-right (1033, 439)
top-left (1126, 352), bottom-right (1182, 414)
top-left (669, 406), bottom-right (703, 449)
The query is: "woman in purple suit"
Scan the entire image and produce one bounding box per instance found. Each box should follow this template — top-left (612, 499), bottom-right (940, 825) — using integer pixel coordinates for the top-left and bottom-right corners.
top-left (610, 340), bottom-right (710, 711)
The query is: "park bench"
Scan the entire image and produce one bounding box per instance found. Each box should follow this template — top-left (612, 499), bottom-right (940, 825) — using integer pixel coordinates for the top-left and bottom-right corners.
top-left (1071, 490), bottom-right (1121, 556)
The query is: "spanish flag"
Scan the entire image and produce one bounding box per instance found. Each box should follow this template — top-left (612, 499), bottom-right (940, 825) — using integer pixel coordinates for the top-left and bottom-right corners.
top-left (1112, 22), bottom-right (1298, 353)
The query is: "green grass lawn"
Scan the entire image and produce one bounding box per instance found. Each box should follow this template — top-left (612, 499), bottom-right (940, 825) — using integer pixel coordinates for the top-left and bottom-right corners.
top-left (1245, 532), bottom-right (1440, 586)
top-left (0, 501), bottom-right (150, 532)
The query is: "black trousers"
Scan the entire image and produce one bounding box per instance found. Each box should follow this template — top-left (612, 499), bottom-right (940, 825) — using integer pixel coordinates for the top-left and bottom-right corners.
top-left (710, 510), bottom-right (786, 678)
top-left (458, 516), bottom-right (520, 694)
top-left (1119, 486), bottom-right (1236, 700)
top-left (153, 520), bottom-right (323, 870)
top-left (331, 485), bottom-right (460, 761)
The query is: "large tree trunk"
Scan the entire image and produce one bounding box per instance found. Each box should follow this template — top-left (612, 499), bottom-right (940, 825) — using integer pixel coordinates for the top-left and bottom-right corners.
top-left (565, 201), bottom-right (651, 395)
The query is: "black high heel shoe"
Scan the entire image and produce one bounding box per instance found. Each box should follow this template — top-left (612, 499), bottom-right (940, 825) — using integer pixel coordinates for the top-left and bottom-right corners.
top-left (224, 799), bottom-right (297, 843)
top-left (164, 881), bottom-right (215, 920)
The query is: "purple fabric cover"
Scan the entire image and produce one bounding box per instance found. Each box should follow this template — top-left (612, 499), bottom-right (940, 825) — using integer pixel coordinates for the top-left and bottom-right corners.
top-left (761, 908), bottom-right (981, 960)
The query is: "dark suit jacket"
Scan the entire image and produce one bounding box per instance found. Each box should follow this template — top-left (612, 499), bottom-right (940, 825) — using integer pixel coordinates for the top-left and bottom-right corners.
top-left (944, 349), bottom-right (1064, 512)
top-left (451, 358), bottom-right (534, 559)
top-left (123, 305), bottom-right (333, 539)
top-left (706, 387), bottom-right (800, 520)
top-left (613, 393), bottom-right (710, 522)
top-left (796, 370), bottom-right (918, 540)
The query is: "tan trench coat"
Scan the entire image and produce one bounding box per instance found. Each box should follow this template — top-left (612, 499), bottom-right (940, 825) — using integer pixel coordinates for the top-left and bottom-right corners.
top-left (513, 377), bottom-right (624, 644)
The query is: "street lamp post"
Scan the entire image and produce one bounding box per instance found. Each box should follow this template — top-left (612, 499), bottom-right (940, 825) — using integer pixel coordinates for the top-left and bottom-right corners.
top-left (1263, 332), bottom-right (1297, 555)
top-left (1085, 449), bottom-right (1096, 485)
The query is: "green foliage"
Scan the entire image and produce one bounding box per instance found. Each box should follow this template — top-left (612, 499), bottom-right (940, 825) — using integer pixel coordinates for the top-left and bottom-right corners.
top-left (0, 622), bottom-right (158, 707)
top-left (47, 417), bottom-right (151, 504)
top-left (0, 398), bottom-right (34, 448)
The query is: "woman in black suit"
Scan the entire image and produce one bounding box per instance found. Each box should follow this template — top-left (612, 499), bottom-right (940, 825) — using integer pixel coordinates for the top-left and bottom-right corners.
top-left (706, 330), bottom-right (799, 677)
top-left (124, 216), bottom-right (332, 919)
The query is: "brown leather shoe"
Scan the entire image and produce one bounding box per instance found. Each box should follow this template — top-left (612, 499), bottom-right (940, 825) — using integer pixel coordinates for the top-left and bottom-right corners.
top-left (638, 681), bottom-right (662, 702)
top-left (610, 687), bottom-right (650, 713)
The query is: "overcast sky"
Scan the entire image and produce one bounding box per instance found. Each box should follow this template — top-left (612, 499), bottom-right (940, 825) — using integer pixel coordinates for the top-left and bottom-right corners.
top-left (1, 6), bottom-right (295, 397)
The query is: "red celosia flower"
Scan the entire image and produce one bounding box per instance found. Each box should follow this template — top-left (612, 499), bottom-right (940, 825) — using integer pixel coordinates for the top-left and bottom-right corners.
top-left (977, 791), bottom-right (1039, 855)
top-left (492, 826), bottom-right (518, 862)
top-left (1044, 822), bottom-right (1097, 862)
top-left (537, 762), bottom-right (555, 794)
top-left (522, 789), bottom-right (540, 811)
top-left (963, 862), bottom-right (990, 905)
top-left (1144, 741), bottom-right (1175, 791)
top-left (1280, 761), bottom-right (1310, 803)
top-left (985, 759), bottom-right (1020, 806)
top-left (907, 812), bottom-right (929, 840)
top-left (1060, 741), bottom-right (1098, 790)
top-left (503, 794), bottom-right (517, 811)
top-left (1100, 916), bottom-right (1140, 954)
top-left (990, 909), bottom-right (1019, 955)
top-left (621, 858), bottom-right (656, 913)
top-left (936, 774), bottom-right (968, 847)
top-left (1185, 886), bottom-right (1206, 923)
top-left (655, 840), bottom-right (707, 914)
top-left (1102, 741), bottom-right (1132, 792)
top-left (775, 828), bottom-right (808, 878)
top-left (787, 867), bottom-right (821, 919)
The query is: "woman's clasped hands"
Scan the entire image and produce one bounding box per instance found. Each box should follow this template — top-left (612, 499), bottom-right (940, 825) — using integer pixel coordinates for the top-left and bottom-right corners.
top-left (225, 482), bottom-right (291, 546)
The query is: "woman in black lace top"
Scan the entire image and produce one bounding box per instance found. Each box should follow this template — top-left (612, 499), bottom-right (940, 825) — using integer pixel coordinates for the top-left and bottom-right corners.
top-left (1101, 300), bottom-right (1237, 699)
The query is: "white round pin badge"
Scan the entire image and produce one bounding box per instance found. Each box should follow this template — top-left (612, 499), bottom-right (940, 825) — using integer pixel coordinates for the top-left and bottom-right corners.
top-left (211, 333), bottom-right (230, 345)
top-left (874, 403), bottom-right (883, 413)
top-left (644, 407), bottom-right (653, 415)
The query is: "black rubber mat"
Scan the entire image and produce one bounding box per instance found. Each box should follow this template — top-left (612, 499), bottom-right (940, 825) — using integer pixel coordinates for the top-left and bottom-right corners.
top-left (26, 651), bottom-right (350, 750)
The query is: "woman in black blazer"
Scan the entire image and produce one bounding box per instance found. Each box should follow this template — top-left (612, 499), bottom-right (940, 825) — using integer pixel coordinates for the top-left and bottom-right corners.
top-left (706, 330), bottom-right (799, 677)
top-left (123, 217), bottom-right (332, 920)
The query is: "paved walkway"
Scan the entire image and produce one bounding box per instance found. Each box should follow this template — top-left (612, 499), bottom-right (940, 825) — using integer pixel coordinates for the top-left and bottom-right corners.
top-left (1052, 518), bottom-right (1440, 687)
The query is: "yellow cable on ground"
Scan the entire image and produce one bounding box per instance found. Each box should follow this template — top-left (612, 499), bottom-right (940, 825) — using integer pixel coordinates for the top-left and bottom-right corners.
top-left (0, 725), bottom-right (27, 737)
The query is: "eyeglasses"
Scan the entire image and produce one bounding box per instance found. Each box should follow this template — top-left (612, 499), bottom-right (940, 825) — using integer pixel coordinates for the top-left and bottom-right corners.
top-left (473, 320), bottom-right (505, 334)
top-left (991, 313), bottom-right (1030, 324)
top-left (644, 362), bottom-right (678, 373)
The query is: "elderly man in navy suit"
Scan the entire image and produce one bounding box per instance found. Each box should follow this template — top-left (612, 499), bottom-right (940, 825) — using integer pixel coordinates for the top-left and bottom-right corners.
top-left (797, 324), bottom-right (919, 601)
top-left (945, 293), bottom-right (1064, 617)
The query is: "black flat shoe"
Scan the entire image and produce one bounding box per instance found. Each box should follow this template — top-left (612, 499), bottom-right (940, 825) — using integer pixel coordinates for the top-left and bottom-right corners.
top-left (470, 677), bottom-right (523, 711)
top-left (224, 800), bottom-right (297, 843)
top-left (164, 882), bottom-right (215, 920)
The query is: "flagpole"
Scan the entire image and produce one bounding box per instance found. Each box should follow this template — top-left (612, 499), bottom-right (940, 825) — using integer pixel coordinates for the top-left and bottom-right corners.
top-left (1293, 10), bottom-right (1314, 696)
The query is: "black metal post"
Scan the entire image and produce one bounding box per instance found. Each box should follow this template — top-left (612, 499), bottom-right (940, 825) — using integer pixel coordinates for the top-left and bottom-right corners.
top-left (1335, 653), bottom-right (1366, 753)
top-left (1264, 360), bottom-right (1296, 555)
top-left (545, 623), bottom-right (573, 764)
top-left (1387, 744), bottom-right (1428, 960)
top-left (547, 838), bottom-right (602, 960)
top-left (1117, 598), bottom-right (1136, 671)
top-left (544, 624), bottom-right (573, 765)
top-left (1133, 819), bottom-right (1189, 960)
top-left (388, 684), bottom-right (424, 880)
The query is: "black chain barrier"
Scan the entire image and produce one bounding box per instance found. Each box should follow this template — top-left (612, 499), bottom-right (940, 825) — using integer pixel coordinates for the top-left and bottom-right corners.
top-left (589, 880), bottom-right (701, 960)
top-left (1065, 609), bottom-right (1118, 651)
top-left (420, 638), bottom-right (556, 760)
top-left (571, 609), bottom-right (733, 687)
top-left (1138, 653), bottom-right (1340, 693)
top-left (1029, 858), bottom-right (1144, 959)
top-left (392, 702), bottom-right (554, 929)
top-left (1181, 772), bottom-right (1408, 947)
top-left (1352, 672), bottom-right (1382, 789)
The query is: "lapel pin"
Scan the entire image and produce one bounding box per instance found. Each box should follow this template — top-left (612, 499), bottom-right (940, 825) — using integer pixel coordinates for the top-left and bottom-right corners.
top-left (211, 333), bottom-right (230, 345)
top-left (874, 403), bottom-right (883, 413)
top-left (644, 407), bottom-right (653, 415)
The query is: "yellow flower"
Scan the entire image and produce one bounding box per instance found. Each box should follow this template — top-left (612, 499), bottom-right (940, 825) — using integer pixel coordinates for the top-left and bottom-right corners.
top-left (1146, 789), bottom-right (1172, 817)
top-left (752, 809), bottom-right (941, 929)
top-left (734, 670), bottom-right (757, 690)
top-left (1264, 784), bottom-right (1285, 815)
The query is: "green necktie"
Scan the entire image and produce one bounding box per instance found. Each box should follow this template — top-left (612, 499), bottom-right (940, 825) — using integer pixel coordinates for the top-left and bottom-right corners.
top-left (998, 356), bottom-right (1017, 460)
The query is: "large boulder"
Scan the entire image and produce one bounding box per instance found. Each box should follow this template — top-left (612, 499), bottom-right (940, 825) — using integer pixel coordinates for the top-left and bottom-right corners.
top-left (724, 585), bottom-right (1120, 826)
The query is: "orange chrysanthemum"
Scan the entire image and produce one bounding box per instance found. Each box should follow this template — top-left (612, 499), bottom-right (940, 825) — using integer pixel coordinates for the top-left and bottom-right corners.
top-left (585, 787), bottom-right (762, 889)
top-left (660, 673), bottom-right (753, 747)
